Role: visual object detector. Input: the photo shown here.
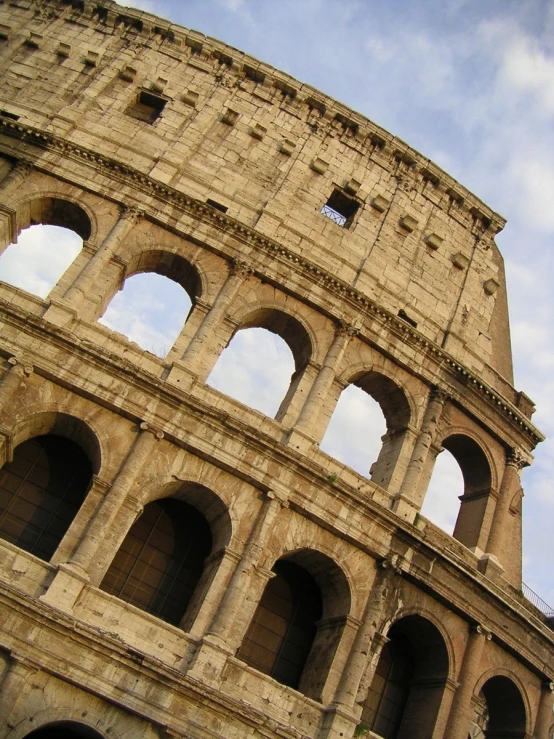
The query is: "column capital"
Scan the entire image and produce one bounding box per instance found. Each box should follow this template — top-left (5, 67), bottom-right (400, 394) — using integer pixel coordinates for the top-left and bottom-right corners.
top-left (11, 158), bottom-right (34, 178)
top-left (139, 421), bottom-right (164, 440)
top-left (470, 623), bottom-right (492, 640)
top-left (229, 257), bottom-right (252, 277)
top-left (430, 385), bottom-right (449, 403)
top-left (335, 319), bottom-right (359, 340)
top-left (265, 489), bottom-right (289, 508)
top-left (541, 679), bottom-right (554, 692)
top-left (506, 448), bottom-right (528, 470)
top-left (7, 356), bottom-right (33, 376)
top-left (119, 204), bottom-right (144, 224)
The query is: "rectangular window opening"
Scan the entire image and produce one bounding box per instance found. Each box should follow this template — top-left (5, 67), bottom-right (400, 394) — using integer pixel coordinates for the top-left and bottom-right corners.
top-left (206, 199), bottom-right (228, 213)
top-left (126, 90), bottom-right (167, 124)
top-left (321, 188), bottom-right (360, 228)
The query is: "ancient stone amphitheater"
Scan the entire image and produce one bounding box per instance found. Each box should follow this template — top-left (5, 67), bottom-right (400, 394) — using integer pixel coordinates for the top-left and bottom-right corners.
top-left (0, 1), bottom-right (551, 738)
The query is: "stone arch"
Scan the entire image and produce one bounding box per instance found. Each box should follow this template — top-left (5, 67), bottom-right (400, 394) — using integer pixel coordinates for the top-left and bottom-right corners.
top-left (433, 430), bottom-right (496, 549)
top-left (360, 612), bottom-right (451, 739)
top-left (100, 479), bottom-right (232, 629)
top-left (380, 605), bottom-right (457, 682)
top-left (122, 246), bottom-right (206, 302)
top-left (16, 194), bottom-right (94, 243)
top-left (329, 360), bottom-right (413, 488)
top-left (231, 305), bottom-right (314, 372)
top-left (471, 670), bottom-right (530, 738)
top-left (7, 708), bottom-right (120, 739)
top-left (237, 546), bottom-right (351, 701)
top-left (10, 411), bottom-right (102, 475)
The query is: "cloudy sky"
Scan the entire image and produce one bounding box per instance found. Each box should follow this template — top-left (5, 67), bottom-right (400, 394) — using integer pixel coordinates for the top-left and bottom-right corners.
top-left (2, 0), bottom-right (554, 607)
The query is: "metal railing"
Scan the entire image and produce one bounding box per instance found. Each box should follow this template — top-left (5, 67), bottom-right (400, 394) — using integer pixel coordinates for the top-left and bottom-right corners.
top-left (320, 204), bottom-right (347, 227)
top-left (522, 582), bottom-right (554, 618)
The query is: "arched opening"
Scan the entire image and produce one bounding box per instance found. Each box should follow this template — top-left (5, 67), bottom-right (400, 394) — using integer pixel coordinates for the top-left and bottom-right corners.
top-left (100, 495), bottom-right (213, 626)
top-left (421, 448), bottom-right (465, 535)
top-left (320, 384), bottom-right (386, 476)
top-left (425, 434), bottom-right (492, 549)
top-left (469, 675), bottom-right (527, 738)
top-left (237, 548), bottom-right (351, 700)
top-left (98, 250), bottom-right (200, 358)
top-left (0, 435), bottom-right (93, 561)
top-left (322, 370), bottom-right (411, 487)
top-left (0, 224), bottom-right (82, 298)
top-left (207, 309), bottom-right (311, 419)
top-left (25, 721), bottom-right (104, 738)
top-left (361, 615), bottom-right (449, 739)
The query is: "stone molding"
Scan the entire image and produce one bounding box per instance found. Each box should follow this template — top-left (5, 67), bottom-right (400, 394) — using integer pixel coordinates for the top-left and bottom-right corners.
top-left (0, 121), bottom-right (540, 446)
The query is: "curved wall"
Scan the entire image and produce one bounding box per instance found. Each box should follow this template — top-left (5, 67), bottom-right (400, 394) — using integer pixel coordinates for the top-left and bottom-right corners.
top-left (0, 3), bottom-right (551, 739)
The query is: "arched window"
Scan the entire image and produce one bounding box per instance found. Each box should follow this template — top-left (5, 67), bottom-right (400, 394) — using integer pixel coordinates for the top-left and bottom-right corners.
top-left (100, 497), bottom-right (212, 626)
top-left (0, 224), bottom-right (82, 298)
top-left (25, 722), bottom-right (104, 738)
top-left (98, 250), bottom-right (200, 358)
top-left (473, 675), bottom-right (527, 739)
top-left (361, 615), bottom-right (449, 739)
top-left (99, 272), bottom-right (192, 357)
top-left (424, 434), bottom-right (492, 549)
top-left (207, 309), bottom-right (311, 420)
top-left (0, 435), bottom-right (92, 561)
top-left (421, 448), bottom-right (464, 535)
top-left (237, 560), bottom-right (322, 690)
top-left (207, 327), bottom-right (295, 417)
top-left (237, 549), bottom-right (351, 701)
top-left (320, 383), bottom-right (386, 476)
top-left (322, 371), bottom-right (411, 488)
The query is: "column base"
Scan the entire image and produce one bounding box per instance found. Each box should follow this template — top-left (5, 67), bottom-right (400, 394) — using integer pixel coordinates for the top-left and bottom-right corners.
top-left (478, 553), bottom-right (505, 580)
top-left (43, 298), bottom-right (78, 328)
top-left (39, 562), bottom-right (90, 613)
top-left (390, 493), bottom-right (419, 524)
top-left (185, 634), bottom-right (234, 686)
top-left (285, 426), bottom-right (318, 454)
top-left (165, 360), bottom-right (198, 392)
top-left (317, 705), bottom-right (360, 739)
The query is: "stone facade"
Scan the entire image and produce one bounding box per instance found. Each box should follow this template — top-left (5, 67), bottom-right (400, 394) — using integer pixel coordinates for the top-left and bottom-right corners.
top-left (0, 1), bottom-right (551, 738)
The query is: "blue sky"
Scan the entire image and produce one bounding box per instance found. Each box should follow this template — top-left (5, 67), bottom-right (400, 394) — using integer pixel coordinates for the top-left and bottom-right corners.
top-left (2, 0), bottom-right (554, 606)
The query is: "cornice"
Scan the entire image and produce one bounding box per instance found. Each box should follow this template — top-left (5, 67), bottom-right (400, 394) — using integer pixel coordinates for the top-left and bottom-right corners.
top-left (0, 117), bottom-right (542, 447)
top-left (6, 0), bottom-right (504, 232)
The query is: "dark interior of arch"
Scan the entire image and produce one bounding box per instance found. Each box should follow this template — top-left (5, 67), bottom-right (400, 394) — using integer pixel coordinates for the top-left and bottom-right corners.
top-left (0, 435), bottom-right (92, 561)
top-left (361, 615), bottom-right (449, 739)
top-left (237, 559), bottom-right (322, 690)
top-left (442, 434), bottom-right (491, 496)
top-left (481, 675), bottom-right (526, 737)
top-left (239, 307), bottom-right (312, 371)
top-left (353, 370), bottom-right (411, 430)
top-left (27, 197), bottom-right (91, 241)
top-left (25, 721), bottom-right (104, 738)
top-left (126, 248), bottom-right (202, 301)
top-left (100, 497), bottom-right (212, 626)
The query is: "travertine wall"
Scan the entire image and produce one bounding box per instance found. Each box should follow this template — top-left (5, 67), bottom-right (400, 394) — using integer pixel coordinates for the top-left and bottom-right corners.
top-left (0, 2), bottom-right (551, 739)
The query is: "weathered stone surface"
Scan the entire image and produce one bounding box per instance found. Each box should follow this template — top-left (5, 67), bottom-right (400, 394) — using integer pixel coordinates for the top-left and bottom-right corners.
top-left (0, 2), bottom-right (550, 739)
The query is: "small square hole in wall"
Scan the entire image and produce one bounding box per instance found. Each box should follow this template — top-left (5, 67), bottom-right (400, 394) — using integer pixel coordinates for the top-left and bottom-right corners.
top-left (126, 90), bottom-right (167, 124)
top-left (320, 189), bottom-right (360, 228)
top-left (206, 199), bottom-right (228, 213)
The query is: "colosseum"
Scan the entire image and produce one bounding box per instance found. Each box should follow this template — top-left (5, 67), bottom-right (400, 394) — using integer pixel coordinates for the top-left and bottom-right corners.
top-left (0, 1), bottom-right (551, 737)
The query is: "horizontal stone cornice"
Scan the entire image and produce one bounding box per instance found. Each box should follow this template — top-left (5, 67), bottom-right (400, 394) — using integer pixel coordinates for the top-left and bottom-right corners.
top-left (0, 122), bottom-right (541, 447)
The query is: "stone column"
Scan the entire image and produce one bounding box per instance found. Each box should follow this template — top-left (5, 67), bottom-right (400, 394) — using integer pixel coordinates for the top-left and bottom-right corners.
top-left (443, 624), bottom-right (491, 739)
top-left (0, 655), bottom-right (37, 728)
top-left (0, 357), bottom-right (32, 412)
top-left (332, 559), bottom-right (397, 709)
top-left (208, 491), bottom-right (284, 648)
top-left (485, 449), bottom-right (526, 563)
top-left (186, 492), bottom-right (285, 683)
top-left (318, 560), bottom-right (398, 739)
top-left (63, 205), bottom-right (142, 313)
top-left (70, 422), bottom-right (163, 572)
top-left (178, 259), bottom-right (251, 380)
top-left (534, 680), bottom-right (554, 739)
top-left (392, 387), bottom-right (447, 520)
top-left (0, 159), bottom-right (32, 197)
top-left (291, 322), bottom-right (356, 444)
